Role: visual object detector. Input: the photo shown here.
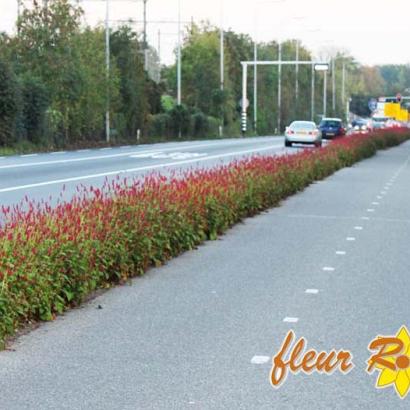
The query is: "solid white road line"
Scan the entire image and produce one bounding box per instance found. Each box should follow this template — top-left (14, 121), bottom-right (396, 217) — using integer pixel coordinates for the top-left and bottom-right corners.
top-left (0, 143), bottom-right (284, 194)
top-left (251, 356), bottom-right (271, 364)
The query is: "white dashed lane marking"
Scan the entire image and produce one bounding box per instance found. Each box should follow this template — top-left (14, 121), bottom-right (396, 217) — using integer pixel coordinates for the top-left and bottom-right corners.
top-left (347, 237), bottom-right (356, 241)
top-left (367, 209), bottom-right (375, 213)
top-left (283, 317), bottom-right (299, 323)
top-left (323, 267), bottom-right (335, 272)
top-left (305, 289), bottom-right (319, 294)
top-left (251, 356), bottom-right (271, 365)
top-left (336, 251), bottom-right (346, 255)
top-left (354, 226), bottom-right (363, 230)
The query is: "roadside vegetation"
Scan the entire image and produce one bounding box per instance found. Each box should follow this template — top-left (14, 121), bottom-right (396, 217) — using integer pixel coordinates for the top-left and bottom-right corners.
top-left (0, 1), bottom-right (410, 153)
top-left (0, 129), bottom-right (409, 348)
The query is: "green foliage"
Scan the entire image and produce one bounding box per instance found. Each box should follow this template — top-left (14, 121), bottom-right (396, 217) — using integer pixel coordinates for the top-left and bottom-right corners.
top-left (170, 104), bottom-right (190, 137)
top-left (0, 58), bottom-right (19, 146)
top-left (0, 130), bottom-right (409, 347)
top-left (20, 74), bottom-right (49, 144)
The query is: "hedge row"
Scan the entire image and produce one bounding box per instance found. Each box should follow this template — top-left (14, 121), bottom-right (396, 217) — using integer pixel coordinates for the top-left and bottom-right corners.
top-left (0, 130), bottom-right (409, 347)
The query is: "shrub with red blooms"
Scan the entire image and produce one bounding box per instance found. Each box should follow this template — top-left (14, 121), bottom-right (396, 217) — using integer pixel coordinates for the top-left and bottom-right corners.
top-left (0, 129), bottom-right (409, 347)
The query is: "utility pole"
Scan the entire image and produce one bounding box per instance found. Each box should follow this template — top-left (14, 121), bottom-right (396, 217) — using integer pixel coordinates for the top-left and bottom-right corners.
top-left (311, 64), bottom-right (315, 122)
top-left (332, 58), bottom-right (336, 114)
top-left (253, 40), bottom-right (258, 133)
top-left (295, 40), bottom-right (299, 106)
top-left (177, 0), bottom-right (182, 106)
top-left (323, 69), bottom-right (327, 118)
top-left (105, 0), bottom-right (111, 143)
top-left (277, 42), bottom-right (282, 134)
top-left (143, 0), bottom-right (148, 71)
top-left (157, 29), bottom-right (161, 62)
top-left (342, 61), bottom-right (346, 106)
top-left (220, 0), bottom-right (224, 137)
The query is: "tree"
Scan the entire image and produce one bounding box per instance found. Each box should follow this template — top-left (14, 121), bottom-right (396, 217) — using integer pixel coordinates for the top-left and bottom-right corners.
top-left (0, 59), bottom-right (19, 146)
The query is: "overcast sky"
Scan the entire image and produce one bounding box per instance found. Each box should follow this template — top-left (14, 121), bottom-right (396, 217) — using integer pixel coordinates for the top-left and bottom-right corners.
top-left (2, 0), bottom-right (410, 66)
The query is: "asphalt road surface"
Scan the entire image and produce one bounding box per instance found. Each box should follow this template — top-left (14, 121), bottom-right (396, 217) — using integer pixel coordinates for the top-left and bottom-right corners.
top-left (0, 139), bottom-right (409, 409)
top-left (0, 136), bottom-right (294, 210)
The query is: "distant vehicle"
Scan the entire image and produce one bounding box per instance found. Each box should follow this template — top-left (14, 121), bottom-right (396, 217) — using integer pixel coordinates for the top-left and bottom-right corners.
top-left (351, 118), bottom-right (371, 134)
top-left (319, 118), bottom-right (346, 139)
top-left (285, 121), bottom-right (322, 148)
top-left (371, 116), bottom-right (389, 130)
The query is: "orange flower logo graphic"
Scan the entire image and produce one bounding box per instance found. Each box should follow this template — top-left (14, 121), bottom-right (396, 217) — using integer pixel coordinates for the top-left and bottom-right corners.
top-left (367, 326), bottom-right (410, 399)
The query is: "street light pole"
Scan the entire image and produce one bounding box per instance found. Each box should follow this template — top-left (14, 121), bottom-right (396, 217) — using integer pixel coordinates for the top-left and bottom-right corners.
top-left (253, 40), bottom-right (258, 133)
top-left (323, 69), bottom-right (327, 118)
top-left (342, 61), bottom-right (346, 106)
top-left (177, 0), bottom-right (182, 106)
top-left (277, 42), bottom-right (282, 134)
top-left (220, 0), bottom-right (224, 137)
top-left (295, 39), bottom-right (299, 103)
top-left (311, 64), bottom-right (315, 121)
top-left (143, 0), bottom-right (148, 71)
top-left (332, 58), bottom-right (336, 114)
top-left (105, 0), bottom-right (111, 143)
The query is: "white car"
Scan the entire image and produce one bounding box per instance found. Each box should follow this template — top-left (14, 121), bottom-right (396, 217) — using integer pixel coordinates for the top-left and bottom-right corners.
top-left (285, 121), bottom-right (322, 148)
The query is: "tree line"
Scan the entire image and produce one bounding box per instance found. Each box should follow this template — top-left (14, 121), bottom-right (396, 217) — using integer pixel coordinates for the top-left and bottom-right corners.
top-left (0, 0), bottom-right (409, 151)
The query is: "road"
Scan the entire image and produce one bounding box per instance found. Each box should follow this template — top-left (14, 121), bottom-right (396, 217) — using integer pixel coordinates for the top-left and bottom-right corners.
top-left (0, 136), bottom-right (292, 210)
top-left (0, 139), bottom-right (409, 409)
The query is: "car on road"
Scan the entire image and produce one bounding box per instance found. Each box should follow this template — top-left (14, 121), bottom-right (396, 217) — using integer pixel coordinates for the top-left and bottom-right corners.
top-left (371, 116), bottom-right (389, 130)
top-left (351, 118), bottom-right (371, 134)
top-left (285, 121), bottom-right (322, 147)
top-left (319, 118), bottom-right (346, 139)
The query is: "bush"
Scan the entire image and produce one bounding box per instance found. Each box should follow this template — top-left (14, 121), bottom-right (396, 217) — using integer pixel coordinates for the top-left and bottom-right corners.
top-left (0, 130), bottom-right (409, 348)
top-left (20, 75), bottom-right (50, 145)
top-left (0, 59), bottom-right (19, 146)
top-left (147, 113), bottom-right (172, 138)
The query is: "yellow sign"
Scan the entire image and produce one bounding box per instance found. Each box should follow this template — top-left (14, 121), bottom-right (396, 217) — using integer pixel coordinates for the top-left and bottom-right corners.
top-left (367, 326), bottom-right (410, 398)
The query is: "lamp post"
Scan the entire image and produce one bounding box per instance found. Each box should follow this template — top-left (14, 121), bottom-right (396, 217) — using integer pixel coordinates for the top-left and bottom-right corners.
top-left (177, 0), bottom-right (182, 106)
top-left (105, 0), bottom-right (110, 142)
top-left (77, 0), bottom-right (146, 143)
top-left (220, 0), bottom-right (224, 137)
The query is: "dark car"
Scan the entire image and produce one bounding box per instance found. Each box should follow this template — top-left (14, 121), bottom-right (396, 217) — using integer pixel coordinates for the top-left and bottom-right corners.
top-left (319, 118), bottom-right (346, 139)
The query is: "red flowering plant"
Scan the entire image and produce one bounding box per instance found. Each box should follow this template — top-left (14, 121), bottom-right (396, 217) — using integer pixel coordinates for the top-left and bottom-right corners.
top-left (0, 129), bottom-right (409, 348)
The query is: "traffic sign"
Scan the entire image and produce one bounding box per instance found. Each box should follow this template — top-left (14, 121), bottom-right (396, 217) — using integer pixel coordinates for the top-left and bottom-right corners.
top-left (368, 98), bottom-right (378, 112)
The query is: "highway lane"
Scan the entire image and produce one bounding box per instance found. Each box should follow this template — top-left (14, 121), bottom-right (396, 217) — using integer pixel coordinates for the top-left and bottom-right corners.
top-left (0, 141), bottom-right (409, 409)
top-left (0, 136), bottom-right (294, 209)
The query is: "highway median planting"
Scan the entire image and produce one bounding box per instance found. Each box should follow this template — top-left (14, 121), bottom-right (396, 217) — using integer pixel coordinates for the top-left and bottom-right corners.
top-left (0, 130), bottom-right (409, 348)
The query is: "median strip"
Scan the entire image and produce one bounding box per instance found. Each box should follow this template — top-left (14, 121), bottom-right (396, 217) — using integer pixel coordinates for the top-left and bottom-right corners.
top-left (0, 130), bottom-right (409, 348)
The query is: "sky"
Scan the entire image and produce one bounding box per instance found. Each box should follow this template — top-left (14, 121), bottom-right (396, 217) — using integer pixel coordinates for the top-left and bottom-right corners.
top-left (1, 0), bottom-right (410, 66)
